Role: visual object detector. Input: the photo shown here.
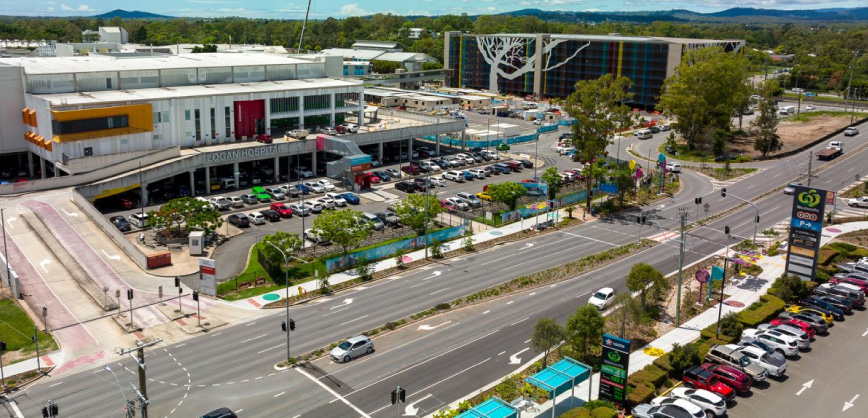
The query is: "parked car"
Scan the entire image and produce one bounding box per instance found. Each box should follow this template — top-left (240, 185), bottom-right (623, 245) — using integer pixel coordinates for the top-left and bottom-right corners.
top-left (225, 213), bottom-right (249, 228)
top-left (304, 228), bottom-right (329, 245)
top-left (784, 305), bottom-right (834, 324)
top-left (128, 213), bottom-right (149, 228)
top-left (396, 181), bottom-right (416, 193)
top-left (109, 216), bottom-right (131, 232)
top-left (809, 294), bottom-right (853, 314)
top-left (440, 200), bottom-right (459, 212)
top-left (293, 184), bottom-right (311, 195)
top-left (373, 171), bottom-right (392, 182)
top-left (741, 328), bottom-right (800, 356)
top-left (493, 163), bottom-right (513, 174)
top-left (342, 123), bottom-right (359, 133)
top-left (588, 287), bottom-right (616, 310)
top-left (325, 192), bottom-right (347, 207)
top-left (698, 363), bottom-right (752, 393)
top-left (239, 194), bottom-right (259, 205)
top-left (303, 202), bottom-right (324, 214)
top-left (337, 192), bottom-right (358, 205)
top-left (362, 212), bottom-right (385, 230)
top-left (828, 277), bottom-right (868, 294)
top-left (737, 338), bottom-right (787, 365)
top-left (384, 168), bottom-right (402, 179)
top-left (649, 398), bottom-right (709, 418)
top-left (412, 178), bottom-right (429, 191)
top-left (329, 335), bottom-right (374, 363)
top-left (704, 344), bottom-right (768, 382)
top-left (776, 311), bottom-right (828, 334)
top-left (261, 209), bottom-right (281, 222)
top-left (270, 203), bottom-right (293, 218)
top-left (797, 297), bottom-right (845, 319)
top-left (632, 403), bottom-right (694, 418)
top-left (294, 166), bottom-right (314, 179)
top-left (736, 344), bottom-right (787, 377)
top-left (376, 211), bottom-right (400, 227)
top-left (247, 212), bottom-right (266, 225)
top-left (666, 387), bottom-right (727, 417)
top-left (813, 283), bottom-right (864, 307)
top-left (228, 196), bottom-right (245, 208)
top-left (477, 192), bottom-right (494, 202)
top-left (317, 179), bottom-right (336, 191)
top-left (445, 197), bottom-right (470, 211)
top-left (264, 187), bottom-right (286, 200)
top-left (319, 127), bottom-right (338, 135)
top-left (288, 204), bottom-right (310, 217)
top-left (843, 127), bottom-right (859, 137)
top-left (757, 324), bottom-right (811, 347)
top-left (769, 318), bottom-right (816, 339)
top-left (467, 168), bottom-right (487, 179)
top-left (255, 134), bottom-right (272, 143)
top-left (288, 129), bottom-right (309, 139)
top-left (456, 192), bottom-right (482, 208)
top-left (302, 181), bottom-right (325, 193)
top-left (429, 177), bottom-right (447, 187)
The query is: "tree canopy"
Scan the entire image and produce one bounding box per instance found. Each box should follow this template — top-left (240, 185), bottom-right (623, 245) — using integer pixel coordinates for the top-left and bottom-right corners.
top-left (540, 166), bottom-right (562, 201)
top-left (486, 182), bottom-right (527, 211)
top-left (313, 209), bottom-right (371, 255)
top-left (146, 197), bottom-right (222, 233)
top-left (260, 231), bottom-right (303, 266)
top-left (563, 73), bottom-right (633, 210)
top-left (565, 304), bottom-right (605, 366)
top-left (752, 80), bottom-right (783, 156)
top-left (626, 262), bottom-right (666, 310)
top-left (393, 193), bottom-right (443, 236)
top-left (532, 317), bottom-right (564, 367)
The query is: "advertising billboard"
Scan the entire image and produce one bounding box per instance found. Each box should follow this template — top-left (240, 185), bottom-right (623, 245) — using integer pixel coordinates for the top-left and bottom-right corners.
top-left (784, 185), bottom-right (828, 281)
top-left (199, 258), bottom-right (217, 296)
top-left (599, 334), bottom-right (631, 402)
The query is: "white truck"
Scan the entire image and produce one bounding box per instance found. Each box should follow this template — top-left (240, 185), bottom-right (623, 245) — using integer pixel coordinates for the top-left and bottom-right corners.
top-left (816, 141), bottom-right (843, 160)
top-left (848, 196), bottom-right (868, 208)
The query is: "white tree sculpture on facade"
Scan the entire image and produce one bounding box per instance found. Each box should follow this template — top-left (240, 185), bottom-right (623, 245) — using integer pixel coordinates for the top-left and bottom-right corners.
top-left (476, 36), bottom-right (590, 94)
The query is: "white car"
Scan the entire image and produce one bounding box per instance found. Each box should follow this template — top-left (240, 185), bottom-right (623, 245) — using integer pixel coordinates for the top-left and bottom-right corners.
top-left (467, 168), bottom-right (487, 179)
top-left (304, 228), bottom-right (329, 244)
top-left (734, 344), bottom-right (787, 377)
top-left (443, 171), bottom-right (465, 182)
top-left (848, 196), bottom-right (868, 208)
top-left (302, 202), bottom-right (323, 214)
top-left (317, 179), bottom-right (336, 191)
top-left (742, 328), bottom-right (800, 356)
top-left (649, 397), bottom-right (707, 418)
top-left (559, 146), bottom-right (576, 155)
top-left (315, 197), bottom-right (335, 209)
top-left (209, 196), bottom-right (231, 210)
top-left (757, 323), bottom-right (810, 348)
top-left (325, 192), bottom-right (347, 206)
top-left (843, 127), bottom-right (859, 137)
top-left (128, 213), bottom-right (148, 228)
top-left (588, 287), bottom-right (615, 310)
top-left (666, 162), bottom-right (682, 173)
top-left (455, 154), bottom-right (476, 165)
top-left (320, 127), bottom-right (338, 135)
top-left (429, 177), bottom-right (447, 187)
top-left (303, 181), bottom-right (325, 193)
top-left (805, 104), bottom-right (815, 110)
top-left (446, 197), bottom-right (470, 211)
top-left (342, 123), bottom-right (359, 133)
top-left (247, 212), bottom-right (266, 225)
top-left (294, 166), bottom-right (314, 178)
top-left (667, 387), bottom-right (726, 417)
top-left (448, 157), bottom-right (465, 167)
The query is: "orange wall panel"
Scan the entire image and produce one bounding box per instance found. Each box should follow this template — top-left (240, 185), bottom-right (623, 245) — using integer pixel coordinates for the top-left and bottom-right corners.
top-left (51, 104), bottom-right (153, 142)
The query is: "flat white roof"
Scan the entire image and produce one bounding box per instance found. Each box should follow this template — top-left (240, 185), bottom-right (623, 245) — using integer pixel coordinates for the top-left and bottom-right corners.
top-left (320, 48), bottom-right (384, 61)
top-left (0, 53), bottom-right (314, 75)
top-left (35, 77), bottom-right (362, 106)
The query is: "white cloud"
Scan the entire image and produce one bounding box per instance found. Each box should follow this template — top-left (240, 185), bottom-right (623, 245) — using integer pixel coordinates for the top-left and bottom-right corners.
top-left (339, 3), bottom-right (367, 16)
top-left (60, 3), bottom-right (91, 10)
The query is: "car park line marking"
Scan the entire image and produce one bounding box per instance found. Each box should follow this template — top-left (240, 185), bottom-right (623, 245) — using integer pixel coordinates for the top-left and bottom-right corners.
top-left (296, 367), bottom-right (373, 418)
top-left (429, 288), bottom-right (450, 295)
top-left (774, 173), bottom-right (782, 177)
top-left (240, 334), bottom-right (268, 344)
top-left (339, 315), bottom-right (369, 326)
top-left (483, 310), bottom-right (490, 314)
top-left (498, 351), bottom-right (506, 356)
top-left (5, 216), bottom-right (16, 228)
top-left (862, 328), bottom-right (868, 337)
top-left (39, 259), bottom-right (51, 272)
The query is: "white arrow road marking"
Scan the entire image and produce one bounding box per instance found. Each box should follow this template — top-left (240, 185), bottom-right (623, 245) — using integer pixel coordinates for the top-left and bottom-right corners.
top-left (403, 394), bottom-right (433, 416)
top-left (61, 208), bottom-right (78, 217)
top-left (101, 249), bottom-right (121, 261)
top-left (330, 298), bottom-right (353, 309)
top-left (519, 242), bottom-right (535, 250)
top-left (844, 394), bottom-right (859, 412)
top-left (417, 321), bottom-right (451, 331)
top-left (6, 216), bottom-right (16, 228)
top-left (39, 259), bottom-right (51, 272)
top-left (421, 271), bottom-right (442, 281)
top-left (509, 348), bottom-right (530, 365)
top-left (862, 328), bottom-right (868, 337)
top-left (796, 379), bottom-right (814, 396)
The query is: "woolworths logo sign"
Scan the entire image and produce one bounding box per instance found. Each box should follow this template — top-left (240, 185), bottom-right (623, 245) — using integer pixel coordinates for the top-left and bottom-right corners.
top-left (797, 189), bottom-right (822, 208)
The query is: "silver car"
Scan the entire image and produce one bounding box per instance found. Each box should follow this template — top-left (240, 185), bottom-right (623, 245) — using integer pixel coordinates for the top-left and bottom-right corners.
top-left (330, 335), bottom-right (374, 363)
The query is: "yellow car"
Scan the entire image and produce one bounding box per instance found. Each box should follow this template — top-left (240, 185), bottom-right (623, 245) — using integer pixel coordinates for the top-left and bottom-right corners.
top-left (785, 305), bottom-right (833, 324)
top-left (476, 192), bottom-right (494, 202)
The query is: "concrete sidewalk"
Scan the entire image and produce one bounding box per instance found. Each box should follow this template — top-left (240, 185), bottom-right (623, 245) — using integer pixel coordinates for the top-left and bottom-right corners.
top-left (231, 207), bottom-right (586, 309)
top-left (435, 222), bottom-right (865, 418)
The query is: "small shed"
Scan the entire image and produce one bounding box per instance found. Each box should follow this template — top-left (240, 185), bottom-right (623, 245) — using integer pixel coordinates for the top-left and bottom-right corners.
top-left (189, 231), bottom-right (205, 256)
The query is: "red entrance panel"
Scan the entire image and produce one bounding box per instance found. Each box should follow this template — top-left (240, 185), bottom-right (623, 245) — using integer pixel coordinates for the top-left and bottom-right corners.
top-left (234, 100), bottom-right (265, 140)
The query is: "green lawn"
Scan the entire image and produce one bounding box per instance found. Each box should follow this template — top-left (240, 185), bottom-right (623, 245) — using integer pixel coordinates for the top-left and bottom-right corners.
top-left (787, 110), bottom-right (868, 123)
top-left (0, 299), bottom-right (58, 357)
top-left (782, 93), bottom-right (868, 105)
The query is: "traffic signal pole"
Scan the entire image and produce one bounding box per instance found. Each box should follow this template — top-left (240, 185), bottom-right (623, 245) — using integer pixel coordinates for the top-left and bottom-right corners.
top-left (117, 338), bottom-right (162, 418)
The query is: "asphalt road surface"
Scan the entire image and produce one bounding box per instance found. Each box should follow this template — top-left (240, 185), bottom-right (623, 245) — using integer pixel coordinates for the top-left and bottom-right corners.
top-left (7, 125), bottom-right (867, 417)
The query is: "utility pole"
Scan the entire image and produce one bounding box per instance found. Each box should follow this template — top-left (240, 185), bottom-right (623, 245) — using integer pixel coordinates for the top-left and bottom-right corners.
top-left (1, 340), bottom-right (6, 387)
top-left (807, 151), bottom-right (813, 186)
top-left (844, 51), bottom-right (858, 123)
top-left (2, 207), bottom-right (11, 297)
top-left (127, 289), bottom-right (135, 331)
top-left (117, 338), bottom-right (162, 418)
top-left (424, 169), bottom-right (431, 260)
top-left (675, 208), bottom-right (687, 327)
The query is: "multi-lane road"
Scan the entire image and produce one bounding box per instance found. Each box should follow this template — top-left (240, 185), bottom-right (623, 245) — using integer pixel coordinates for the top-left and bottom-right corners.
top-left (6, 119), bottom-right (867, 417)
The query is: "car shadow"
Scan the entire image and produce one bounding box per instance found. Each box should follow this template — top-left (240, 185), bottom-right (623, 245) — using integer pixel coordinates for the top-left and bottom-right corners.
top-left (768, 374), bottom-right (789, 383)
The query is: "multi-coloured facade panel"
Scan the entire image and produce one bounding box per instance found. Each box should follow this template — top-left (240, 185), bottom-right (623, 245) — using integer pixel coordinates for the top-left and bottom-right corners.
top-left (445, 33), bottom-right (744, 110)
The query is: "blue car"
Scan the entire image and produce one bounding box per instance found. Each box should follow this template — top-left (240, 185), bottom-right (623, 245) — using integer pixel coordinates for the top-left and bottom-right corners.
top-left (373, 171), bottom-right (391, 182)
top-left (295, 184), bottom-right (311, 195)
top-left (460, 171), bottom-right (475, 181)
top-left (340, 192), bottom-right (360, 205)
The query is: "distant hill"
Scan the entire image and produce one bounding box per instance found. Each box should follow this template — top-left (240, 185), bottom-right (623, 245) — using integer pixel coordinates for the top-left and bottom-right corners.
top-left (499, 7), bottom-right (868, 23)
top-left (92, 9), bottom-right (171, 19)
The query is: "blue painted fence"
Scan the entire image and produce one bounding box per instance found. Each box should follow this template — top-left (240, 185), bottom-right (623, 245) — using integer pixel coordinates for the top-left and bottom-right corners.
top-left (499, 189), bottom-right (589, 224)
top-left (536, 124), bottom-right (558, 133)
top-left (325, 225), bottom-right (467, 272)
top-left (420, 134), bottom-right (538, 149)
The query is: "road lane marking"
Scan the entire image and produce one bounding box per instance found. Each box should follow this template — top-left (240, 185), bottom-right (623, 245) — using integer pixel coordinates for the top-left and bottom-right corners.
top-left (498, 351), bottom-right (506, 356)
top-left (429, 288), bottom-right (450, 295)
top-left (49, 382), bottom-right (63, 387)
top-left (339, 315), bottom-right (369, 326)
top-left (240, 334), bottom-right (268, 344)
top-left (506, 301), bottom-right (514, 305)
top-left (274, 391), bottom-right (285, 397)
top-left (296, 367), bottom-right (372, 418)
top-left (510, 317), bottom-right (528, 326)
top-left (323, 306), bottom-right (350, 316)
top-left (524, 339), bottom-right (532, 343)
top-left (257, 344), bottom-right (285, 354)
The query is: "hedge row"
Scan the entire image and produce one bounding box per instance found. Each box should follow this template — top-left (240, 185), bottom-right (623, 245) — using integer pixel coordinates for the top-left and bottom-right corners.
top-left (818, 249), bottom-right (839, 266)
top-left (626, 363), bottom-right (668, 405)
top-left (739, 295), bottom-right (786, 327)
top-left (561, 407), bottom-right (618, 418)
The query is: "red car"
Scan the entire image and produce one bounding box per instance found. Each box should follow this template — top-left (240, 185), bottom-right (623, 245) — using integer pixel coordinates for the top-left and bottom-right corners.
top-left (682, 366), bottom-right (736, 400)
top-left (255, 134), bottom-right (272, 144)
top-left (401, 165), bottom-right (420, 175)
top-left (365, 172), bottom-right (381, 183)
top-left (335, 125), bottom-right (347, 134)
top-left (118, 197), bottom-right (135, 209)
top-left (270, 203), bottom-right (293, 218)
top-left (698, 363), bottom-right (751, 394)
top-left (770, 318), bottom-right (816, 339)
top-left (439, 200), bottom-right (457, 212)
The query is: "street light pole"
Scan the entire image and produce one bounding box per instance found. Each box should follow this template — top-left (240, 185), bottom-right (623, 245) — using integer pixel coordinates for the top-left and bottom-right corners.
top-left (424, 169), bottom-right (431, 260)
top-left (844, 51), bottom-right (859, 124)
top-left (266, 241), bottom-right (291, 364)
top-left (104, 365), bottom-right (133, 418)
top-left (675, 208), bottom-right (687, 327)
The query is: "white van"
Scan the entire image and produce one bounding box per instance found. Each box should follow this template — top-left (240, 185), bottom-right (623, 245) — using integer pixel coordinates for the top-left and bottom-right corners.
top-left (219, 177), bottom-right (236, 190)
top-left (779, 106), bottom-right (795, 115)
top-left (636, 129), bottom-right (653, 140)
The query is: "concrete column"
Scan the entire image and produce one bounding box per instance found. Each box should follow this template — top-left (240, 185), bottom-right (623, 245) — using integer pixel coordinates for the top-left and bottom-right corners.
top-left (274, 156), bottom-right (280, 183)
top-left (299, 96), bottom-right (305, 129)
top-left (461, 131), bottom-right (466, 151)
top-left (27, 152), bottom-right (34, 177)
top-left (378, 142), bottom-right (384, 164)
top-left (233, 162), bottom-right (240, 190)
top-left (39, 156), bottom-right (46, 179)
top-left (264, 98), bottom-right (271, 136)
top-left (435, 136), bottom-right (441, 156)
top-left (189, 171), bottom-right (196, 197)
top-left (330, 94), bottom-right (336, 126)
top-left (141, 183), bottom-right (149, 206)
top-left (311, 152), bottom-right (317, 175)
top-left (205, 168), bottom-right (211, 195)
top-left (408, 138), bottom-right (414, 158)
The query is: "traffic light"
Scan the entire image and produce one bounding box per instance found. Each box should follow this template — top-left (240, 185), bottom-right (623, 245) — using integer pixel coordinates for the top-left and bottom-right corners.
top-left (695, 197), bottom-right (702, 205)
top-left (192, 291), bottom-right (199, 301)
top-left (51, 404), bottom-right (58, 416)
top-left (289, 318), bottom-right (296, 331)
top-left (391, 386), bottom-right (406, 404)
top-left (281, 321), bottom-right (287, 332)
top-left (174, 276), bottom-right (180, 287)
top-left (42, 407), bottom-right (48, 418)
top-left (127, 289), bottom-right (134, 300)
top-left (756, 215), bottom-right (760, 223)
top-left (637, 214), bottom-right (647, 224)
top-left (0, 341), bottom-right (6, 351)
top-left (721, 188), bottom-right (727, 198)
top-left (725, 225), bottom-right (731, 235)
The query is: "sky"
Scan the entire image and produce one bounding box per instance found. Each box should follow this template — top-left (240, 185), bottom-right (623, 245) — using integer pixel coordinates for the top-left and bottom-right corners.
top-left (2, 0), bottom-right (865, 18)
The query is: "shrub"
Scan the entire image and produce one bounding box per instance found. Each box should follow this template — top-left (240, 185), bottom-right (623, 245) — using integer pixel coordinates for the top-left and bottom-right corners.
top-left (669, 343), bottom-right (702, 372)
top-left (818, 249), bottom-right (839, 266)
top-left (828, 242), bottom-right (858, 253)
top-left (561, 408), bottom-right (592, 418)
top-left (652, 355), bottom-right (673, 375)
top-left (719, 312), bottom-right (744, 341)
top-left (738, 294), bottom-right (786, 327)
top-left (769, 275), bottom-right (809, 304)
top-left (584, 400), bottom-right (615, 410)
top-left (626, 382), bottom-right (656, 405)
top-left (591, 406), bottom-right (618, 418)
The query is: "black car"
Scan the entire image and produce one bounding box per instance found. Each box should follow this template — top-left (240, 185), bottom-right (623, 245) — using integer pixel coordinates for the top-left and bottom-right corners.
top-left (227, 213), bottom-right (250, 228)
top-left (412, 178), bottom-right (429, 191)
top-left (395, 180), bottom-right (416, 193)
top-left (649, 126), bottom-right (660, 134)
top-left (798, 298), bottom-right (845, 320)
top-left (432, 159), bottom-right (451, 169)
top-left (813, 294), bottom-right (854, 313)
top-left (200, 407), bottom-right (238, 418)
top-left (518, 159), bottom-right (534, 169)
top-left (261, 209), bottom-right (281, 222)
top-left (376, 210), bottom-right (400, 227)
top-left (109, 216), bottom-right (131, 232)
top-left (469, 153), bottom-right (485, 162)
top-left (714, 153), bottom-right (739, 162)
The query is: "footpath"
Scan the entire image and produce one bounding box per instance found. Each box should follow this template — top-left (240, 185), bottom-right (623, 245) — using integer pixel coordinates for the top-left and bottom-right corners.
top-left (438, 221), bottom-right (868, 418)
